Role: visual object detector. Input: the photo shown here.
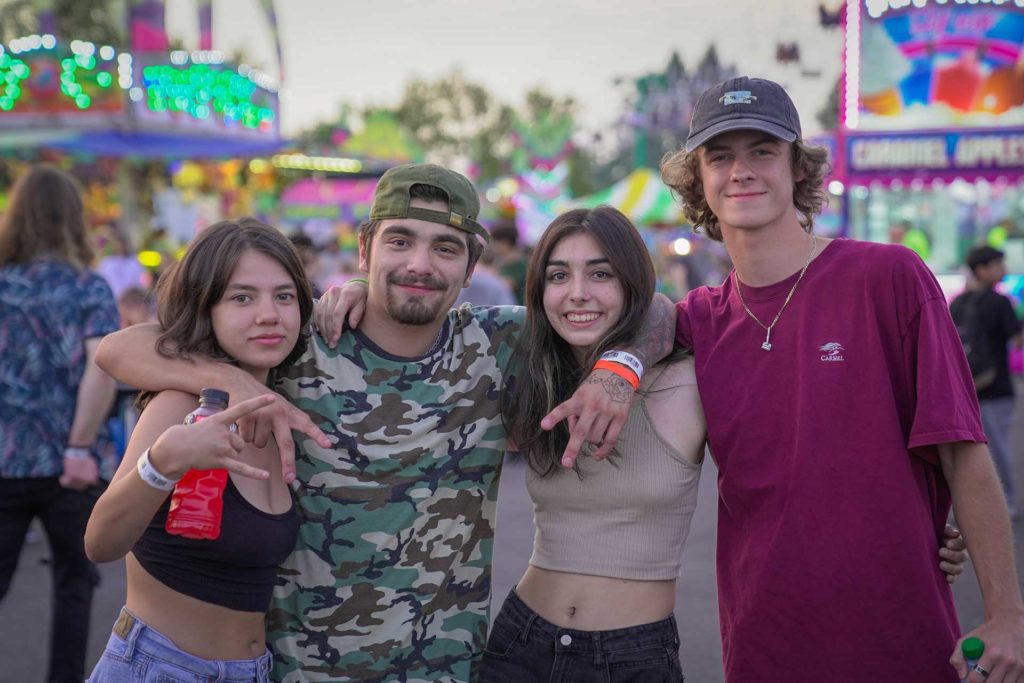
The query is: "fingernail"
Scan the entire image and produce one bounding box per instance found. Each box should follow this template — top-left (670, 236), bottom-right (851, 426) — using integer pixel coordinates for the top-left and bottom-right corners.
top-left (561, 456), bottom-right (572, 467)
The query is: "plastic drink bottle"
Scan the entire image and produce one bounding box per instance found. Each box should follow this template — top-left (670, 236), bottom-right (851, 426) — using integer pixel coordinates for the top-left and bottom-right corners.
top-left (165, 388), bottom-right (231, 540)
top-left (961, 637), bottom-right (984, 682)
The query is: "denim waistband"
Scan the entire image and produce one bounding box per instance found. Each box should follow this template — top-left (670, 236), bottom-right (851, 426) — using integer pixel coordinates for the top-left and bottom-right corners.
top-left (500, 587), bottom-right (680, 653)
top-left (111, 607), bottom-right (272, 681)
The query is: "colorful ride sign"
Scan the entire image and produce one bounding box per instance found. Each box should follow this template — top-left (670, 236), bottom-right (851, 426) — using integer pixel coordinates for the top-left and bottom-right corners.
top-left (0, 37), bottom-right (125, 122)
top-left (845, 0), bottom-right (1024, 130)
top-left (0, 36), bottom-right (279, 141)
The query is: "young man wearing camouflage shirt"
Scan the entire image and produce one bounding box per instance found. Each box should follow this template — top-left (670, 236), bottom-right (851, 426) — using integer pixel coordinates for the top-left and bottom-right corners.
top-left (97, 164), bottom-right (674, 682)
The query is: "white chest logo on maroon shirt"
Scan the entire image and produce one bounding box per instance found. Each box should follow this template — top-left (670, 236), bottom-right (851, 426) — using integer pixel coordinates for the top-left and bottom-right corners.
top-left (820, 342), bottom-right (845, 362)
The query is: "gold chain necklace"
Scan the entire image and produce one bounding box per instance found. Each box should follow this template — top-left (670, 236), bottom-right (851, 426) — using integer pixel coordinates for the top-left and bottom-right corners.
top-left (734, 235), bottom-right (817, 352)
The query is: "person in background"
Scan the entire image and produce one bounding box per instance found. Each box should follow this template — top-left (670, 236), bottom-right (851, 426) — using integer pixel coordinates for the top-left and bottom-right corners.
top-left (456, 242), bottom-right (516, 307)
top-left (85, 219), bottom-right (306, 682)
top-left (660, 76), bottom-right (1023, 682)
top-left (492, 221), bottom-right (529, 304)
top-left (288, 232), bottom-right (324, 299)
top-left (950, 245), bottom-right (1022, 519)
top-left (0, 165), bottom-right (119, 683)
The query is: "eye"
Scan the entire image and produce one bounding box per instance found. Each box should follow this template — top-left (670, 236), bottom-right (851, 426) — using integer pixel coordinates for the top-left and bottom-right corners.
top-left (591, 269), bottom-right (615, 281)
top-left (276, 292), bottom-right (296, 302)
top-left (230, 294), bottom-right (252, 304)
top-left (546, 270), bottom-right (567, 283)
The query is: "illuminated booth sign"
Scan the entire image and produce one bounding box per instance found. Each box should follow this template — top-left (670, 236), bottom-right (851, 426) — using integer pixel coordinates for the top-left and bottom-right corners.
top-left (846, 129), bottom-right (1024, 180)
top-left (0, 36), bottom-right (279, 142)
top-left (130, 52), bottom-right (278, 138)
top-left (845, 0), bottom-right (1024, 130)
top-left (0, 36), bottom-right (126, 124)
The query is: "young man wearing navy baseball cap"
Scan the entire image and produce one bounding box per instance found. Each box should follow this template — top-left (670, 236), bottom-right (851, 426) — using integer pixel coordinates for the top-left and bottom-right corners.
top-left (662, 77), bottom-right (1023, 683)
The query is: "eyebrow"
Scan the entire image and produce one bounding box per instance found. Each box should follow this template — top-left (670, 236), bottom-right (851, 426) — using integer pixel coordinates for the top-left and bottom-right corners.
top-left (547, 257), bottom-right (610, 267)
top-left (380, 224), bottom-right (466, 249)
top-left (224, 283), bottom-right (296, 292)
top-left (704, 135), bottom-right (781, 153)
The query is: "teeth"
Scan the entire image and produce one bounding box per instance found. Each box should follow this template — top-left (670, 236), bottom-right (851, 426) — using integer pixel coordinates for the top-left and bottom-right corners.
top-left (566, 313), bottom-right (599, 323)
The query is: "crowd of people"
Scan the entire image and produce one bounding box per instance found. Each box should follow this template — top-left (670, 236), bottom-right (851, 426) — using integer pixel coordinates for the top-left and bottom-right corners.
top-left (0, 76), bottom-right (1021, 683)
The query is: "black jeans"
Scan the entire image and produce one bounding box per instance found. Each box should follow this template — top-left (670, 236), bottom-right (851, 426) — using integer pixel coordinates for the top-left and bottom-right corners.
top-left (480, 588), bottom-right (684, 682)
top-left (0, 477), bottom-right (103, 683)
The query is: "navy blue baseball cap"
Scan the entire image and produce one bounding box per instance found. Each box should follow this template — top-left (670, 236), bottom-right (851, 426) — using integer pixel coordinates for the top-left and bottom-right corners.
top-left (685, 77), bottom-right (802, 152)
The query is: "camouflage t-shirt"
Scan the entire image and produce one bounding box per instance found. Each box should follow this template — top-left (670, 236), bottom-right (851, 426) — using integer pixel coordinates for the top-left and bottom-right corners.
top-left (267, 304), bottom-right (523, 683)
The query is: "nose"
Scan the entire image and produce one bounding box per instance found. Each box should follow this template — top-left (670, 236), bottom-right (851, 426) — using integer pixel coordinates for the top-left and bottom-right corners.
top-left (569, 277), bottom-right (590, 302)
top-left (730, 156), bottom-right (755, 181)
top-left (404, 244), bottom-right (435, 275)
top-left (255, 297), bottom-right (280, 324)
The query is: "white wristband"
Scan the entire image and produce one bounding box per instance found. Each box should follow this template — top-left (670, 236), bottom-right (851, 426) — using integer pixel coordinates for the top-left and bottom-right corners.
top-left (599, 350), bottom-right (644, 379)
top-left (64, 446), bottom-right (91, 460)
top-left (136, 448), bottom-right (180, 491)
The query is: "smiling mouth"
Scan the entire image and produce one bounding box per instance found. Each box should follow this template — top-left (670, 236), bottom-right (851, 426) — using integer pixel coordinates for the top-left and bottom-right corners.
top-left (727, 192), bottom-right (765, 199)
top-left (566, 312), bottom-right (600, 323)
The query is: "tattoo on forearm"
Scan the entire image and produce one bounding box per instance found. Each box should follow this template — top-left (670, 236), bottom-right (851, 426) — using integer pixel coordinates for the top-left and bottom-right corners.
top-left (632, 296), bottom-right (676, 366)
top-left (585, 374), bottom-right (633, 403)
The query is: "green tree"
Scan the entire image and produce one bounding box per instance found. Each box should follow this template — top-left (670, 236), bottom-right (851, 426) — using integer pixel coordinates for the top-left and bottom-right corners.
top-left (817, 76), bottom-right (841, 131)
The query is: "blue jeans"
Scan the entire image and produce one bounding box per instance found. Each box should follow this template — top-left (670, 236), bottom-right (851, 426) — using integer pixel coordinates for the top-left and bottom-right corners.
top-left (980, 397), bottom-right (1016, 509)
top-left (87, 608), bottom-right (272, 682)
top-left (480, 588), bottom-right (684, 682)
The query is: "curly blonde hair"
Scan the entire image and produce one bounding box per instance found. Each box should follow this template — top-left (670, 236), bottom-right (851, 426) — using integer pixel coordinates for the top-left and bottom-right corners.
top-left (660, 140), bottom-right (831, 242)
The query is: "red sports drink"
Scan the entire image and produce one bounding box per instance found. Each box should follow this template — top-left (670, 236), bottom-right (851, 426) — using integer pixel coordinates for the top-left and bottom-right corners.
top-left (165, 388), bottom-right (231, 540)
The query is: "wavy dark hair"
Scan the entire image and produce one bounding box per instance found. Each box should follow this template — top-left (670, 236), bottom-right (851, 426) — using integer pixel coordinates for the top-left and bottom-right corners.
top-left (0, 164), bottom-right (92, 270)
top-left (153, 218), bottom-right (313, 367)
top-left (660, 139), bottom-right (830, 241)
top-left (501, 206), bottom-right (655, 477)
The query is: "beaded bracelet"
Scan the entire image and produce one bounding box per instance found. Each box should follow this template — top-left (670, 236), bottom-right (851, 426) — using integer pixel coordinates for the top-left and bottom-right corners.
top-left (593, 359), bottom-right (640, 391)
top-left (136, 448), bottom-right (181, 491)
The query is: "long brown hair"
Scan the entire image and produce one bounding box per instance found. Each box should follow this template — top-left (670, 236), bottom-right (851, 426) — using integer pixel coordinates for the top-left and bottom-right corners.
top-left (153, 218), bottom-right (313, 366)
top-left (660, 139), bottom-right (830, 241)
top-left (0, 164), bottom-right (92, 269)
top-left (501, 206), bottom-right (655, 477)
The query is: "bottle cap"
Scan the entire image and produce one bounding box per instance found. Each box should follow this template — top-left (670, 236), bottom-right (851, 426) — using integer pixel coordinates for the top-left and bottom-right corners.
top-left (198, 388), bottom-right (230, 406)
top-left (962, 636), bottom-right (985, 660)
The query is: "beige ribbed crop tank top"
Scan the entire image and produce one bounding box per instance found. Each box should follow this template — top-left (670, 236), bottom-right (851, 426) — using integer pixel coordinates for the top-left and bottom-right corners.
top-left (526, 358), bottom-right (705, 581)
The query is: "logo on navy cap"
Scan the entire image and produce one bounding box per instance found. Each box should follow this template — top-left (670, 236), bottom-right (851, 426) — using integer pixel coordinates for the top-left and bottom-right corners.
top-left (720, 91), bottom-right (757, 106)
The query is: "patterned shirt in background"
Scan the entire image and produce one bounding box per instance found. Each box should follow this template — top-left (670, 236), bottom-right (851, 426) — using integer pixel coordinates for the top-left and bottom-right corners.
top-left (0, 260), bottom-right (119, 479)
top-left (267, 304), bottom-right (523, 683)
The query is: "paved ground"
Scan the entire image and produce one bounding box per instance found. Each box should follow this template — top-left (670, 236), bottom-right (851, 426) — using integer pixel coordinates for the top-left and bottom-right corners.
top-left (2, 430), bottom-right (1022, 681)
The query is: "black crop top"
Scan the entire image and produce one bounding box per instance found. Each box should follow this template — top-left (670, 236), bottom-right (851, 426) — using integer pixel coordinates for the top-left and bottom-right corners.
top-left (132, 476), bottom-right (300, 612)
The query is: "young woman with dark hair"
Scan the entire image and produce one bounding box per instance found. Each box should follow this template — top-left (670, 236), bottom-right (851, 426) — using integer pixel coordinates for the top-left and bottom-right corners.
top-left (84, 218), bottom-right (311, 682)
top-left (481, 206), bottom-right (702, 682)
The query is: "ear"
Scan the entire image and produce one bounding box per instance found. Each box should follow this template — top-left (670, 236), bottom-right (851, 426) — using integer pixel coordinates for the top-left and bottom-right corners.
top-left (463, 261), bottom-right (477, 288)
top-left (357, 235), bottom-right (370, 273)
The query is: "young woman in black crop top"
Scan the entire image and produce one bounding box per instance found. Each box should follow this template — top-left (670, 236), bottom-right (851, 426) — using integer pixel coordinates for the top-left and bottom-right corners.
top-left (84, 219), bottom-right (309, 682)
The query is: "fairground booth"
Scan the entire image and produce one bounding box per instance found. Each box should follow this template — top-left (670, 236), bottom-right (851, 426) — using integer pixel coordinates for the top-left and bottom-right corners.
top-left (837, 0), bottom-right (1024, 286)
top-left (0, 25), bottom-right (285, 252)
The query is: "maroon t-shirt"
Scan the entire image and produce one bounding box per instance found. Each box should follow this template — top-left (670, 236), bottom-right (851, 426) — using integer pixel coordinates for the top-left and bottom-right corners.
top-left (677, 239), bottom-right (984, 682)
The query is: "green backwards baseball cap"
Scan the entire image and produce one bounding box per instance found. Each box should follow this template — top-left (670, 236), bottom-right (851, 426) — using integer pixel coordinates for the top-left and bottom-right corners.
top-left (370, 163), bottom-right (489, 242)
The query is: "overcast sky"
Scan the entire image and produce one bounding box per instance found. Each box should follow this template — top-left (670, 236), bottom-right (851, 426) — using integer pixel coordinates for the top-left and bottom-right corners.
top-left (166, 0), bottom-right (844, 138)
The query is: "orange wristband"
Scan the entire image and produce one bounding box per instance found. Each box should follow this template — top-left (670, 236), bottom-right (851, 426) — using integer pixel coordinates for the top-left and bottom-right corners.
top-left (593, 360), bottom-right (640, 390)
